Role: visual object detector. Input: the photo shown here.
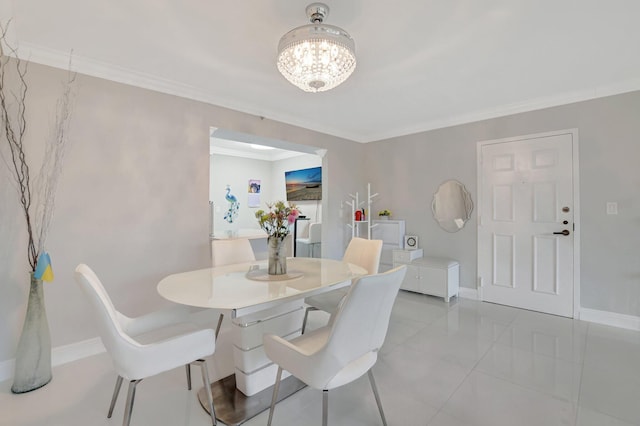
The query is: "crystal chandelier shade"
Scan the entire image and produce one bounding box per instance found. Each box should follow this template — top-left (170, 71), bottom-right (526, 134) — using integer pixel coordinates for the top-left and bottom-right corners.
top-left (277, 3), bottom-right (356, 93)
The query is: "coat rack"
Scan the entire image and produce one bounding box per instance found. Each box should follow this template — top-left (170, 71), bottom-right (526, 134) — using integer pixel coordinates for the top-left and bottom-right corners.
top-left (346, 183), bottom-right (378, 239)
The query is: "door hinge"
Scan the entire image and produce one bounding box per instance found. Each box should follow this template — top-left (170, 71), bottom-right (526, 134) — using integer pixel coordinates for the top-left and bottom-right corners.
top-left (477, 276), bottom-right (484, 288)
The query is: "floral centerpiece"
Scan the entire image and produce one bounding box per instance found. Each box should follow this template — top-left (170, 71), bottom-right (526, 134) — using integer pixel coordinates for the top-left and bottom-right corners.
top-left (255, 201), bottom-right (300, 275)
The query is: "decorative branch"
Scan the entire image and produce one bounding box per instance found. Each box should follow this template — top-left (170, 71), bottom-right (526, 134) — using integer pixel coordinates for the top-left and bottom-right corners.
top-left (0, 20), bottom-right (77, 272)
top-left (34, 59), bottom-right (77, 256)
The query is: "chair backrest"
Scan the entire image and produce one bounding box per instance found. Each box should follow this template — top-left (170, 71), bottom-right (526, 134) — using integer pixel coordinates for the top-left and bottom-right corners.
top-left (342, 237), bottom-right (383, 275)
top-left (308, 223), bottom-right (322, 244)
top-left (211, 238), bottom-right (256, 267)
top-left (73, 264), bottom-right (139, 369)
top-left (303, 266), bottom-right (405, 389)
top-left (328, 266), bottom-right (406, 357)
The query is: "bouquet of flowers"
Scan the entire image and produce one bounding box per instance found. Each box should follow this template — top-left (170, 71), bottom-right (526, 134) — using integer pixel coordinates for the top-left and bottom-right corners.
top-left (255, 201), bottom-right (300, 239)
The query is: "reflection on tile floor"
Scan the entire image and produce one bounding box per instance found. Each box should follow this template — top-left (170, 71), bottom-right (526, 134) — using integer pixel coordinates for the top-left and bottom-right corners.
top-left (2, 291), bottom-right (640, 426)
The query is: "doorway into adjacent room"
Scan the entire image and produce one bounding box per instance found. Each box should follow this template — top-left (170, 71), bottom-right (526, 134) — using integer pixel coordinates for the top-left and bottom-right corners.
top-left (209, 127), bottom-right (326, 259)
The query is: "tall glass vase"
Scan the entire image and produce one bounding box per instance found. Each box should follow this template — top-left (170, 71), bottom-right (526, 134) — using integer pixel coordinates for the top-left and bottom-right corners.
top-left (268, 236), bottom-right (287, 275)
top-left (11, 273), bottom-right (52, 394)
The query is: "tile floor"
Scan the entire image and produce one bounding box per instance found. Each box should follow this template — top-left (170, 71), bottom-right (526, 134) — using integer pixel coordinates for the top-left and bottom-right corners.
top-left (2, 291), bottom-right (640, 426)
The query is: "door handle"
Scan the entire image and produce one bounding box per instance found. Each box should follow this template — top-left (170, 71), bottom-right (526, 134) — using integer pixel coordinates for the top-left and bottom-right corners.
top-left (553, 230), bottom-right (570, 236)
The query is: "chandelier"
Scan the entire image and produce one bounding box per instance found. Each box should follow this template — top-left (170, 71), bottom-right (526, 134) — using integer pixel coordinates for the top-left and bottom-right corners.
top-left (277, 3), bottom-right (356, 93)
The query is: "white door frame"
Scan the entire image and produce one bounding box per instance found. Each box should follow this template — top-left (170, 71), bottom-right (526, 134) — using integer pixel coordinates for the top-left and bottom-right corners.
top-left (476, 129), bottom-right (581, 318)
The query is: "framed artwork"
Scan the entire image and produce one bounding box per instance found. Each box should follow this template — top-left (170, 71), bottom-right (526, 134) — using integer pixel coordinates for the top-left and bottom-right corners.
top-left (248, 179), bottom-right (261, 207)
top-left (285, 166), bottom-right (322, 201)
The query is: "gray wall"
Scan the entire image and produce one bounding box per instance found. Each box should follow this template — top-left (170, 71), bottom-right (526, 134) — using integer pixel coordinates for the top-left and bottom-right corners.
top-left (2, 58), bottom-right (639, 367)
top-left (365, 91), bottom-right (640, 317)
top-left (0, 62), bottom-right (364, 364)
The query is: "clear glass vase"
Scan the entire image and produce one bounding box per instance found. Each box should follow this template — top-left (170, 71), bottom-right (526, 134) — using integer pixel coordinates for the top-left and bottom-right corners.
top-left (11, 272), bottom-right (52, 393)
top-left (268, 236), bottom-right (287, 275)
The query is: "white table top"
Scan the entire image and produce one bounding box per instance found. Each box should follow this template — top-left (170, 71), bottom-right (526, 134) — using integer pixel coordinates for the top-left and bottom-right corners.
top-left (157, 257), bottom-right (367, 318)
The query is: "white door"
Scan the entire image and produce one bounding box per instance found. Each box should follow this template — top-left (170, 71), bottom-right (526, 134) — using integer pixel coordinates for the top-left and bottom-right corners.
top-left (477, 131), bottom-right (577, 317)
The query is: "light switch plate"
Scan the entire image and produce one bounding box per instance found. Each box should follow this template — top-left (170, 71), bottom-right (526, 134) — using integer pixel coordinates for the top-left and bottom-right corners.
top-left (606, 202), bottom-right (618, 215)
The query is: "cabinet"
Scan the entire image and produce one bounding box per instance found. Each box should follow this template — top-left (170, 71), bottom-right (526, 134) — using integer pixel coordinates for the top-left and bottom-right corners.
top-left (393, 251), bottom-right (459, 302)
top-left (372, 220), bottom-right (406, 272)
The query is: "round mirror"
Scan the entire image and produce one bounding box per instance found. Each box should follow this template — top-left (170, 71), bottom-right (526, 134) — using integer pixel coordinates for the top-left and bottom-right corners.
top-left (432, 180), bottom-right (473, 232)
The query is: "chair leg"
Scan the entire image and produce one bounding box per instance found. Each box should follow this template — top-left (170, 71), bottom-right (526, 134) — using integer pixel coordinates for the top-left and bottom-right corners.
top-left (122, 379), bottom-right (142, 426)
top-left (301, 306), bottom-right (318, 334)
top-left (185, 364), bottom-right (192, 390)
top-left (108, 375), bottom-right (124, 418)
top-left (215, 313), bottom-right (224, 339)
top-left (322, 389), bottom-right (329, 426)
top-left (194, 359), bottom-right (217, 426)
top-left (368, 370), bottom-right (387, 426)
top-left (267, 366), bottom-right (283, 426)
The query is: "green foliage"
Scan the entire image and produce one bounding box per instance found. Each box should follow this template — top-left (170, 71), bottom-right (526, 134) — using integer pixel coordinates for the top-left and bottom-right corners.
top-left (255, 201), bottom-right (301, 239)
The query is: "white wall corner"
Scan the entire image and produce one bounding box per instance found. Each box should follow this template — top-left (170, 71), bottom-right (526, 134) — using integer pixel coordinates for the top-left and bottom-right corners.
top-left (0, 337), bottom-right (105, 383)
top-left (579, 307), bottom-right (640, 332)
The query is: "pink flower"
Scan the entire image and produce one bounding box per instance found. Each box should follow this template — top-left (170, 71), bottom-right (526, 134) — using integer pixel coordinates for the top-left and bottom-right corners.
top-left (255, 201), bottom-right (301, 238)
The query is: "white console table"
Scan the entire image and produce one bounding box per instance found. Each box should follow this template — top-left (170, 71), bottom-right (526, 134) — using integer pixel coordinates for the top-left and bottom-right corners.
top-left (392, 249), bottom-right (459, 302)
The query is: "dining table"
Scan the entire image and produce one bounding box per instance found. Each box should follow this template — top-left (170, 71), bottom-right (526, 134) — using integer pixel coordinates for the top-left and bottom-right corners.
top-left (157, 257), bottom-right (367, 425)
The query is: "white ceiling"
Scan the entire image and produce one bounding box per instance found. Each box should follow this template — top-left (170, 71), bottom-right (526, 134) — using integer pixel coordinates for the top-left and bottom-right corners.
top-left (3, 0), bottom-right (640, 143)
top-left (210, 136), bottom-right (305, 161)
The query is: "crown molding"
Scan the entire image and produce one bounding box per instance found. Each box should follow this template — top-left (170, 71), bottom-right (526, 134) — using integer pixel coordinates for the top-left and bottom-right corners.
top-left (13, 42), bottom-right (640, 144)
top-left (370, 78), bottom-right (640, 142)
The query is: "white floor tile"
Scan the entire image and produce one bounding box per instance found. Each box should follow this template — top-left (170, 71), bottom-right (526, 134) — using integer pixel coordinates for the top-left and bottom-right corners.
top-left (404, 326), bottom-right (495, 372)
top-left (2, 293), bottom-right (640, 426)
top-left (428, 410), bottom-right (477, 426)
top-left (476, 343), bottom-right (582, 402)
top-left (440, 371), bottom-right (576, 426)
top-left (496, 310), bottom-right (588, 364)
top-left (376, 346), bottom-right (469, 408)
top-left (576, 405), bottom-right (637, 426)
top-left (579, 362), bottom-right (640, 425)
top-left (583, 323), bottom-right (640, 382)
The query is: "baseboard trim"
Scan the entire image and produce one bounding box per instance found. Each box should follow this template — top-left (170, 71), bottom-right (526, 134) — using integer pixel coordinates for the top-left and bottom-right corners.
top-left (579, 307), bottom-right (640, 331)
top-left (0, 337), bottom-right (105, 383)
top-left (458, 289), bottom-right (640, 331)
top-left (458, 287), bottom-right (479, 300)
top-left (0, 359), bottom-right (14, 384)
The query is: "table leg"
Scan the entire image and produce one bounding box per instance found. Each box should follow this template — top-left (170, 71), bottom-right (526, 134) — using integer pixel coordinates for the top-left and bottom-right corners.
top-left (197, 374), bottom-right (306, 426)
top-left (198, 300), bottom-right (306, 424)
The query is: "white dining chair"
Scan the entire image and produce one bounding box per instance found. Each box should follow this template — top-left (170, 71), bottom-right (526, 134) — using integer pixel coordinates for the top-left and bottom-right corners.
top-left (301, 237), bottom-right (383, 333)
top-left (73, 264), bottom-right (217, 426)
top-left (264, 265), bottom-right (407, 426)
top-left (296, 222), bottom-right (322, 258)
top-left (210, 238), bottom-right (256, 336)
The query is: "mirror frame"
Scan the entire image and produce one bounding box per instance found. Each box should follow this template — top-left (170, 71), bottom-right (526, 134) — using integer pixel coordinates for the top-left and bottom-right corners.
top-left (431, 180), bottom-right (474, 232)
